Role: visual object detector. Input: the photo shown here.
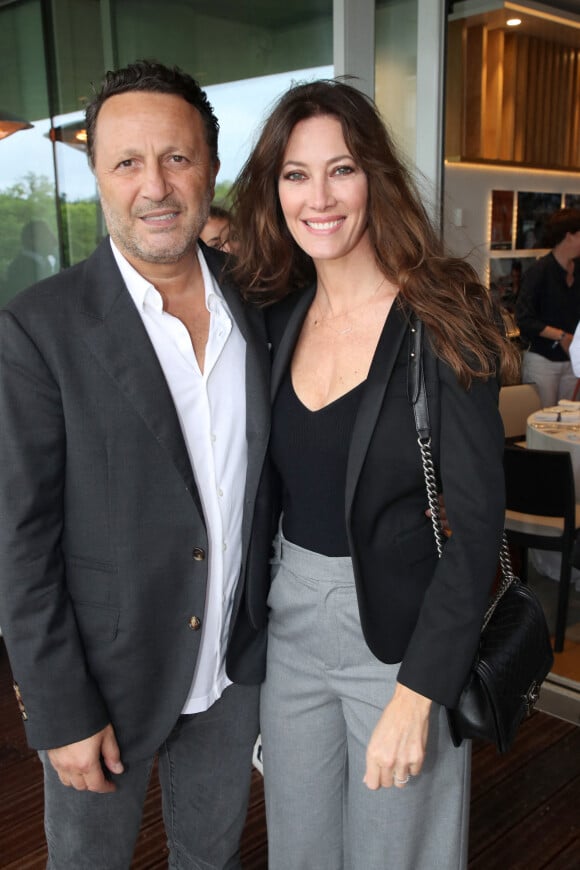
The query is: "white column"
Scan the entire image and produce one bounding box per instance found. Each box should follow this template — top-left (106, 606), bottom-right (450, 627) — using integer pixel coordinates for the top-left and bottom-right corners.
top-left (415, 0), bottom-right (446, 227)
top-left (333, 0), bottom-right (375, 98)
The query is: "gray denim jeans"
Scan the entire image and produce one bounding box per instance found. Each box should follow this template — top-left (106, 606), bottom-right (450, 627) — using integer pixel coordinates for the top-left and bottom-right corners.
top-left (40, 682), bottom-right (260, 870)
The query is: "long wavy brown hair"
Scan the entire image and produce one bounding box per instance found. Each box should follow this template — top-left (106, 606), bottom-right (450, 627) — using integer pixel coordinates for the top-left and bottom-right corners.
top-left (229, 79), bottom-right (519, 386)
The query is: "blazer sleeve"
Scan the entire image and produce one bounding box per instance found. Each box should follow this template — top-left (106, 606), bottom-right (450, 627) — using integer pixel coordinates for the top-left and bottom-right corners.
top-left (396, 359), bottom-right (505, 707)
top-left (0, 310), bottom-right (110, 749)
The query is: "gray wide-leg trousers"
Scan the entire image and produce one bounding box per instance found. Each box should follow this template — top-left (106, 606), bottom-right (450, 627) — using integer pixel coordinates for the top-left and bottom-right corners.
top-left (261, 534), bottom-right (470, 870)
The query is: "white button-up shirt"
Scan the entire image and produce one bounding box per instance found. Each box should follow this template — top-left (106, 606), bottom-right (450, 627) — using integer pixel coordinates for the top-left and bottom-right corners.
top-left (111, 240), bottom-right (247, 714)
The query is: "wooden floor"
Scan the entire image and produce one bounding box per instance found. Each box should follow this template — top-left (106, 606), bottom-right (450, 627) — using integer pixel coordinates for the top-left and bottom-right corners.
top-left (1, 639), bottom-right (579, 869)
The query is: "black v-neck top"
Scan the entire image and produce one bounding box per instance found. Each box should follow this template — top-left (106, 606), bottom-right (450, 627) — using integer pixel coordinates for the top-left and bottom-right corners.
top-left (271, 370), bottom-right (365, 556)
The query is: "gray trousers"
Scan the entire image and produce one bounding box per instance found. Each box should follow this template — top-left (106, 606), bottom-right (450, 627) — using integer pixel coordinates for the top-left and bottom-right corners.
top-left (261, 534), bottom-right (470, 870)
top-left (522, 350), bottom-right (577, 408)
top-left (40, 682), bottom-right (260, 870)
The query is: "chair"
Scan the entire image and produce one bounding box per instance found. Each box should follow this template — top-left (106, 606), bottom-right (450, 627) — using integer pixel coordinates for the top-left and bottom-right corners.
top-left (499, 383), bottom-right (542, 445)
top-left (504, 445), bottom-right (580, 652)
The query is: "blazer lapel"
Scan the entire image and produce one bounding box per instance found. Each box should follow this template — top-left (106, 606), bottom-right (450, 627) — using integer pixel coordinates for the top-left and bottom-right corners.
top-left (78, 240), bottom-right (202, 515)
top-left (271, 286), bottom-right (315, 402)
top-left (345, 300), bottom-right (410, 518)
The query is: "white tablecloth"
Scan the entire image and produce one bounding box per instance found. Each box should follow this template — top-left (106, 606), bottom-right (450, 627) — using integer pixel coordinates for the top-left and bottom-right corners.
top-left (526, 407), bottom-right (580, 586)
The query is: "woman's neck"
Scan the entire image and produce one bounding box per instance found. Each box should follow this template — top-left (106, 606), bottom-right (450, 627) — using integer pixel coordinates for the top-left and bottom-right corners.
top-left (313, 253), bottom-right (394, 318)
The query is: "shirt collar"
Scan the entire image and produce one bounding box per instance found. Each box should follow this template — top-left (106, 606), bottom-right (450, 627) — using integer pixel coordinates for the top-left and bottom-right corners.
top-left (109, 237), bottom-right (226, 314)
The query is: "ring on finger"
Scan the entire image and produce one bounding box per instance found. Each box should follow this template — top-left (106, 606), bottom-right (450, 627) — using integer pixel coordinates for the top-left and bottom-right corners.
top-left (393, 774), bottom-right (410, 785)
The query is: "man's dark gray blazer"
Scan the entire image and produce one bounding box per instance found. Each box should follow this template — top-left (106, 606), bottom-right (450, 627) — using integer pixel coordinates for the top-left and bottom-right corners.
top-left (0, 238), bottom-right (271, 761)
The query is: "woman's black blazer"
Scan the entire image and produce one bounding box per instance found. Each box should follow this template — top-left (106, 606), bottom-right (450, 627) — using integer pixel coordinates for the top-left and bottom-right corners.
top-left (267, 288), bottom-right (505, 708)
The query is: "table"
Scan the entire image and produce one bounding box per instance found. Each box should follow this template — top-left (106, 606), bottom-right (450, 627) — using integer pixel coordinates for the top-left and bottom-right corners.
top-left (526, 408), bottom-right (580, 585)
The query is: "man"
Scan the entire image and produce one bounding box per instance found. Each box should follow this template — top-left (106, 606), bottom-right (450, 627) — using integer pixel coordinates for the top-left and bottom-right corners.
top-left (0, 60), bottom-right (271, 869)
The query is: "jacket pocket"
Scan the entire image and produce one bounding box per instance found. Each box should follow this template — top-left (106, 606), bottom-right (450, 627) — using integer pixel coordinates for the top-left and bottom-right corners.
top-left (65, 555), bottom-right (120, 643)
top-left (394, 522), bottom-right (438, 567)
top-left (73, 601), bottom-right (120, 644)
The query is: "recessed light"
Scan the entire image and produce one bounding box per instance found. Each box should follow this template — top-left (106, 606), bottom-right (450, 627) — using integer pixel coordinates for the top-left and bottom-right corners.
top-left (507, 18), bottom-right (522, 27)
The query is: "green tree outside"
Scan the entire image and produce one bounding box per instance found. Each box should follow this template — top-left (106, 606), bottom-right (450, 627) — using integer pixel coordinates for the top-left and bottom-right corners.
top-left (0, 173), bottom-right (99, 307)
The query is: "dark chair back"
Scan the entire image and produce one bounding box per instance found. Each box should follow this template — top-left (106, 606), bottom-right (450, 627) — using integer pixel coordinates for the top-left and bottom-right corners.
top-left (504, 445), bottom-right (575, 523)
top-left (503, 445), bottom-right (577, 652)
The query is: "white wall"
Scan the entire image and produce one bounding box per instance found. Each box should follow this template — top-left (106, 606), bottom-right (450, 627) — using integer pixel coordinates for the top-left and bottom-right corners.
top-left (443, 162), bottom-right (580, 283)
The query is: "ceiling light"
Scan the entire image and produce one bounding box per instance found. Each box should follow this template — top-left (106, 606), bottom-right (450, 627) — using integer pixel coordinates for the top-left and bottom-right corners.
top-left (506, 18), bottom-right (522, 27)
top-left (0, 110), bottom-right (33, 141)
top-left (49, 122), bottom-right (87, 151)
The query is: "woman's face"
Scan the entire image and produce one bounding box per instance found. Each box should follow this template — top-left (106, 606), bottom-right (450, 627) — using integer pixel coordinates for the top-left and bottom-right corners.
top-left (277, 115), bottom-right (370, 266)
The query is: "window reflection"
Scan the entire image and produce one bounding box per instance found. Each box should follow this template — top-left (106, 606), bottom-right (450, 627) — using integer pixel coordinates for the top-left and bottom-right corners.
top-left (0, 0), bottom-right (58, 306)
top-left (0, 119), bottom-right (59, 306)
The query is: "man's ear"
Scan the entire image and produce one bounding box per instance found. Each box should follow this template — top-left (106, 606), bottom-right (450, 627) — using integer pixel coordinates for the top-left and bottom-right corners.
top-left (210, 160), bottom-right (221, 197)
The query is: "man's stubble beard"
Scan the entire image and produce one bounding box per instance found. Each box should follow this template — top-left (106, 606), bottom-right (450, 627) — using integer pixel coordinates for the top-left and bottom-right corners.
top-left (100, 188), bottom-right (213, 265)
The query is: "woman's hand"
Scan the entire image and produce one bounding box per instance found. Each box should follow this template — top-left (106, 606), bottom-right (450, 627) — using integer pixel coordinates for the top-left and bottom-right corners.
top-left (363, 682), bottom-right (432, 790)
top-left (425, 493), bottom-right (450, 534)
top-left (560, 332), bottom-right (573, 355)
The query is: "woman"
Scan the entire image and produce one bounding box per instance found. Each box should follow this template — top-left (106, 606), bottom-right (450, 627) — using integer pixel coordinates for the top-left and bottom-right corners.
top-left (200, 203), bottom-right (232, 251)
top-left (516, 207), bottom-right (580, 407)
top-left (231, 80), bottom-right (518, 870)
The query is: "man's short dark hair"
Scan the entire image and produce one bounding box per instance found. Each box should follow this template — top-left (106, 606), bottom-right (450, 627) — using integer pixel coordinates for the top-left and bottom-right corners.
top-left (544, 207), bottom-right (580, 248)
top-left (85, 59), bottom-right (219, 168)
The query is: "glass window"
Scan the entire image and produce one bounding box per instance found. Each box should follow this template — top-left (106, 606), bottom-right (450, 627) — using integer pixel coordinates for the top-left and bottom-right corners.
top-left (51, 109), bottom-right (101, 267)
top-left (0, 0), bottom-right (60, 305)
top-left (112, 0), bottom-right (332, 84)
top-left (110, 0), bottom-right (333, 195)
top-left (375, 0), bottom-right (418, 164)
top-left (206, 66), bottom-right (333, 198)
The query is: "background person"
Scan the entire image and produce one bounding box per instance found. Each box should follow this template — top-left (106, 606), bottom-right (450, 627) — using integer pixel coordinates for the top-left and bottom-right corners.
top-left (5, 219), bottom-right (58, 295)
top-left (516, 207), bottom-right (580, 407)
top-left (200, 203), bottom-right (232, 251)
top-left (230, 79), bottom-right (518, 870)
top-left (0, 60), bottom-right (271, 870)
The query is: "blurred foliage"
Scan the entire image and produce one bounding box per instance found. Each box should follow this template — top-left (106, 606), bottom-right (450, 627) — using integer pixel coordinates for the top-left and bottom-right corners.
top-left (0, 173), bottom-right (99, 307)
top-left (60, 195), bottom-right (101, 267)
top-left (214, 180), bottom-right (234, 209)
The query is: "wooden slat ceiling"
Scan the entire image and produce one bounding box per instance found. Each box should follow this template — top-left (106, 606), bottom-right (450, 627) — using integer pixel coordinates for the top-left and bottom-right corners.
top-left (450, 1), bottom-right (580, 49)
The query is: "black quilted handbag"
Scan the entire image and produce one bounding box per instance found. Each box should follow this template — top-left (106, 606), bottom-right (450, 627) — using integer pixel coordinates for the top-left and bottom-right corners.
top-left (408, 318), bottom-right (554, 753)
top-left (445, 544), bottom-right (554, 753)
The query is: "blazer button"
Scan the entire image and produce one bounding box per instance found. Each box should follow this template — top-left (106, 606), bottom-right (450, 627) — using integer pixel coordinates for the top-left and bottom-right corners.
top-left (192, 547), bottom-right (206, 561)
top-left (188, 615), bottom-right (202, 631)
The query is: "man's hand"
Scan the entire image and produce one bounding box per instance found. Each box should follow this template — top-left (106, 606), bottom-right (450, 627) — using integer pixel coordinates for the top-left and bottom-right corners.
top-left (47, 723), bottom-right (124, 793)
top-left (363, 683), bottom-right (431, 790)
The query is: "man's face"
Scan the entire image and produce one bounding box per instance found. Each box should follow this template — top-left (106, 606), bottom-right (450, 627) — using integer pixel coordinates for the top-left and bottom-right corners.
top-left (93, 91), bottom-right (219, 270)
top-left (570, 229), bottom-right (580, 258)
